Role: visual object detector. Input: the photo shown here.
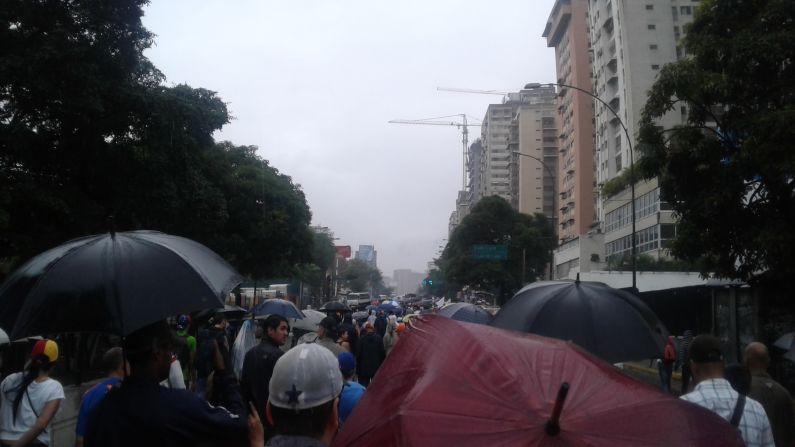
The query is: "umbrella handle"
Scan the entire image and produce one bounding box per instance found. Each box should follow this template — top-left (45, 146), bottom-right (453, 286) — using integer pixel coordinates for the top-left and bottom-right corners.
top-left (545, 382), bottom-right (570, 437)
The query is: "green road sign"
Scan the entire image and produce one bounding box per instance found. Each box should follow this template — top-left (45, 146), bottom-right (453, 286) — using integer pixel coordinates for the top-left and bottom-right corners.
top-left (471, 244), bottom-right (508, 261)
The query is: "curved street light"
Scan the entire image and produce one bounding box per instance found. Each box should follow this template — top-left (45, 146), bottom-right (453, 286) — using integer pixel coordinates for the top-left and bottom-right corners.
top-left (512, 150), bottom-right (557, 281)
top-left (524, 82), bottom-right (637, 291)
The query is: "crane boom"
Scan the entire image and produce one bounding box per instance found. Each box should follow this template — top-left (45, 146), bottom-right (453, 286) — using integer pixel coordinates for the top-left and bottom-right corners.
top-left (389, 114), bottom-right (481, 189)
top-left (437, 87), bottom-right (510, 96)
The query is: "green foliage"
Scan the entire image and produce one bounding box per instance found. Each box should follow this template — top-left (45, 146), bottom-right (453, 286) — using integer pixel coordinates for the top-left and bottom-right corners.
top-left (601, 166), bottom-right (637, 198)
top-left (420, 269), bottom-right (447, 297)
top-left (295, 230), bottom-right (337, 297)
top-left (339, 259), bottom-right (387, 294)
top-left (0, 0), bottom-right (313, 280)
top-left (438, 196), bottom-right (554, 304)
top-left (637, 0), bottom-right (795, 281)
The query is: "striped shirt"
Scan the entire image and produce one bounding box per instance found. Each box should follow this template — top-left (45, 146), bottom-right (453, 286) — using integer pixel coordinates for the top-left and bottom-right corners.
top-left (681, 378), bottom-right (774, 447)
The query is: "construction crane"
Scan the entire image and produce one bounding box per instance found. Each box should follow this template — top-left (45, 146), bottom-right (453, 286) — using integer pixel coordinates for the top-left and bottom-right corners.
top-left (436, 87), bottom-right (511, 96)
top-left (388, 114), bottom-right (482, 190)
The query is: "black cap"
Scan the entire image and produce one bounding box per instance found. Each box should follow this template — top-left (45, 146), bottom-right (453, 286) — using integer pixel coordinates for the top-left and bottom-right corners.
top-left (688, 334), bottom-right (724, 363)
top-left (319, 316), bottom-right (337, 331)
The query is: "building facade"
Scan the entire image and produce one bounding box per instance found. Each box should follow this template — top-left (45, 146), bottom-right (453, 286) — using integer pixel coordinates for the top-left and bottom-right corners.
top-left (589, 0), bottom-right (699, 264)
top-left (545, 0), bottom-right (604, 277)
top-left (354, 244), bottom-right (378, 269)
top-left (507, 88), bottom-right (559, 220)
top-left (393, 269), bottom-right (425, 296)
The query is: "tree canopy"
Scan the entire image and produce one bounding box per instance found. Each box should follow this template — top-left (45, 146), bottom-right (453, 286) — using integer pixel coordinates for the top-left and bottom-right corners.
top-left (636, 0), bottom-right (795, 281)
top-left (0, 0), bottom-right (313, 280)
top-left (438, 196), bottom-right (554, 304)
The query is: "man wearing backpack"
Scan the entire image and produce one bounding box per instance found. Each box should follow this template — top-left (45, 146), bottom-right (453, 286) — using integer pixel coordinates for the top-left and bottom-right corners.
top-left (175, 315), bottom-right (196, 390)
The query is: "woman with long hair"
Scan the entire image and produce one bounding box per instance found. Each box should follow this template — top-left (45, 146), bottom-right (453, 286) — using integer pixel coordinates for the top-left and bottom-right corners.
top-left (0, 339), bottom-right (65, 446)
top-left (338, 324), bottom-right (359, 355)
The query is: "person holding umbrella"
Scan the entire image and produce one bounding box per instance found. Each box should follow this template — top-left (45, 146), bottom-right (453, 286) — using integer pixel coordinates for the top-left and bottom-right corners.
top-left (0, 339), bottom-right (64, 447)
top-left (84, 321), bottom-right (249, 446)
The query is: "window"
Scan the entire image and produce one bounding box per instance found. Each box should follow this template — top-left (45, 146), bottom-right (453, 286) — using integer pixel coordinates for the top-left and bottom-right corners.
top-left (651, 64), bottom-right (660, 70)
top-left (645, 4), bottom-right (653, 10)
top-left (647, 24), bottom-right (656, 30)
top-left (650, 44), bottom-right (658, 50)
top-left (681, 6), bottom-right (692, 15)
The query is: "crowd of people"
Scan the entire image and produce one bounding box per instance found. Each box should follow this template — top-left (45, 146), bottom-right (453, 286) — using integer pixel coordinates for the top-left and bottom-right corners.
top-left (0, 308), bottom-right (792, 446)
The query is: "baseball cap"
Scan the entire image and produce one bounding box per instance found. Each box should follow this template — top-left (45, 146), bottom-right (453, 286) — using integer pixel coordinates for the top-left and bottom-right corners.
top-left (269, 344), bottom-right (343, 411)
top-left (338, 352), bottom-right (356, 376)
top-left (31, 339), bottom-right (58, 363)
top-left (176, 314), bottom-right (191, 332)
top-left (688, 334), bottom-right (724, 363)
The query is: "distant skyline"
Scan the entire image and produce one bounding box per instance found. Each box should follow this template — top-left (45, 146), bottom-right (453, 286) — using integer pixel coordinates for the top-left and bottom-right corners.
top-left (142, 0), bottom-right (557, 275)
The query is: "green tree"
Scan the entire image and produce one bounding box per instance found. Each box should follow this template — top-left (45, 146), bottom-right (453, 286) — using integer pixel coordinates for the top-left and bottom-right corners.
top-left (420, 269), bottom-right (447, 297)
top-left (0, 1), bottom-right (314, 280)
top-left (340, 259), bottom-right (387, 294)
top-left (636, 0), bottom-right (795, 281)
top-left (438, 196), bottom-right (554, 304)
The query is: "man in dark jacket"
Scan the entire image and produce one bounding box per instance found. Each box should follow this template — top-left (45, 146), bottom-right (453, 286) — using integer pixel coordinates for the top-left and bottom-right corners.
top-left (241, 315), bottom-right (289, 434)
top-left (374, 310), bottom-right (387, 337)
top-left (84, 321), bottom-right (249, 447)
top-left (355, 322), bottom-right (385, 387)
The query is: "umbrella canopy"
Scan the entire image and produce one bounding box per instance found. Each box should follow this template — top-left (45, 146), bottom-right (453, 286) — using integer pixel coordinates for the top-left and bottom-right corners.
top-left (351, 311), bottom-right (368, 322)
top-left (377, 301), bottom-right (402, 315)
top-left (334, 316), bottom-right (743, 447)
top-left (253, 299), bottom-right (304, 319)
top-left (0, 231), bottom-right (241, 338)
top-left (320, 301), bottom-right (350, 312)
top-left (774, 332), bottom-right (793, 351)
top-left (437, 302), bottom-right (492, 325)
top-left (194, 304), bottom-right (248, 321)
top-left (490, 280), bottom-right (667, 363)
top-left (288, 309), bottom-right (326, 332)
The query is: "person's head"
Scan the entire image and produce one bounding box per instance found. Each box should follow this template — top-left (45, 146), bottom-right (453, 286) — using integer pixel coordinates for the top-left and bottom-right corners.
top-left (338, 352), bottom-right (356, 380)
top-left (396, 323), bottom-right (407, 334)
top-left (261, 315), bottom-right (290, 346)
top-left (318, 317), bottom-right (337, 340)
top-left (364, 322), bottom-right (375, 333)
top-left (743, 342), bottom-right (770, 374)
top-left (176, 314), bottom-right (191, 336)
top-left (102, 347), bottom-right (126, 377)
top-left (267, 344), bottom-right (343, 445)
top-left (688, 334), bottom-right (725, 383)
top-left (724, 363), bottom-right (751, 395)
top-left (123, 321), bottom-right (178, 381)
top-left (12, 339), bottom-right (59, 423)
top-left (209, 311), bottom-right (228, 329)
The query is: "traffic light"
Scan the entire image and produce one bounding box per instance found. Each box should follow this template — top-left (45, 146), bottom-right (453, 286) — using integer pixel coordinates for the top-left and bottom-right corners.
top-left (428, 280), bottom-right (433, 285)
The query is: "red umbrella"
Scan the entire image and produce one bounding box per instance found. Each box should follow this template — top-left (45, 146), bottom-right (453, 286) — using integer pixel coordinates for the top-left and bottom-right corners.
top-left (333, 316), bottom-right (742, 447)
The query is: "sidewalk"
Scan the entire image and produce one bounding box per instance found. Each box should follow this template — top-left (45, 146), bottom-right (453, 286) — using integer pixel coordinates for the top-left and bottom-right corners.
top-left (621, 361), bottom-right (683, 395)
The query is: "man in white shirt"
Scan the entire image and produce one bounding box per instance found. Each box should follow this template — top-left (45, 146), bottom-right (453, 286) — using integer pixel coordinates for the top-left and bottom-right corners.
top-left (680, 334), bottom-right (774, 447)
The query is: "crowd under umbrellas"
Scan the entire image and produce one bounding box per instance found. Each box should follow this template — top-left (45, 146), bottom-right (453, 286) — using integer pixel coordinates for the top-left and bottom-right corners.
top-left (0, 230), bottom-right (781, 446)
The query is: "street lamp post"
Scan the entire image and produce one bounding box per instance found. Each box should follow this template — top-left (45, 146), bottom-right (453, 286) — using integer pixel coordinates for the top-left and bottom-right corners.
top-left (512, 150), bottom-right (556, 280)
top-left (524, 82), bottom-right (637, 291)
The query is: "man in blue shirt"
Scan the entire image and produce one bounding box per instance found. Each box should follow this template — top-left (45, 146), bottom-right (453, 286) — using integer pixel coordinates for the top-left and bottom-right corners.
top-left (75, 347), bottom-right (125, 447)
top-left (337, 352), bottom-right (366, 424)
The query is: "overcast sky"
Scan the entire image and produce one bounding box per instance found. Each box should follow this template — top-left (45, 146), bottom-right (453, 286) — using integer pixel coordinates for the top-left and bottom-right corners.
top-left (142, 0), bottom-right (557, 277)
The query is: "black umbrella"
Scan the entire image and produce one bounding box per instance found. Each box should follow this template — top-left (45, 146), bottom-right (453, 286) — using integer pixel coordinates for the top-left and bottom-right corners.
top-left (490, 280), bottom-right (668, 363)
top-left (253, 299), bottom-right (304, 319)
top-left (437, 303), bottom-right (493, 325)
top-left (320, 301), bottom-right (350, 312)
top-left (0, 231), bottom-right (242, 338)
top-left (194, 304), bottom-right (249, 321)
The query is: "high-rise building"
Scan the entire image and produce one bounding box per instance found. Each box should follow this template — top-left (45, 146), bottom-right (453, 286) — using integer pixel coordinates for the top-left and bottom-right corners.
top-left (507, 87), bottom-right (558, 220)
top-left (354, 245), bottom-right (377, 269)
top-left (467, 139), bottom-right (484, 205)
top-left (480, 103), bottom-right (515, 203)
top-left (544, 0), bottom-right (604, 278)
top-left (589, 0), bottom-right (699, 264)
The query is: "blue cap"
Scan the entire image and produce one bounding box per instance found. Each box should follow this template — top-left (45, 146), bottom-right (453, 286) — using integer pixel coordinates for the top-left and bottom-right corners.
top-left (338, 352), bottom-right (355, 376)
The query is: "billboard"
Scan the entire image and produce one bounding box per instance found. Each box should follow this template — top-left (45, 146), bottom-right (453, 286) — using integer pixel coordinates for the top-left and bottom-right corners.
top-left (336, 245), bottom-right (352, 258)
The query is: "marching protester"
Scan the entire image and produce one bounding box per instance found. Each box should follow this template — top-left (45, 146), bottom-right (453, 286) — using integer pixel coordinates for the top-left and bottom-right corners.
top-left (744, 342), bottom-right (794, 447)
top-left (313, 317), bottom-right (343, 357)
top-left (84, 321), bottom-right (249, 446)
top-left (75, 347), bottom-right (125, 447)
top-left (680, 335), bottom-right (774, 447)
top-left (241, 315), bottom-right (289, 440)
top-left (337, 352), bottom-right (366, 425)
top-left (175, 315), bottom-right (197, 390)
top-left (356, 322), bottom-right (385, 387)
top-left (248, 343), bottom-right (343, 447)
top-left (0, 339), bottom-right (65, 447)
top-left (383, 316), bottom-right (399, 357)
top-left (195, 311), bottom-right (233, 402)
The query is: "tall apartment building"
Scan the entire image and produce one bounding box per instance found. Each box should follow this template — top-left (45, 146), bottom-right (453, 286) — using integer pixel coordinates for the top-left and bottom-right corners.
top-left (354, 244), bottom-right (377, 269)
top-left (589, 0), bottom-right (699, 264)
top-left (467, 139), bottom-right (484, 205)
top-left (480, 103), bottom-right (515, 202)
top-left (506, 87), bottom-right (559, 220)
top-left (544, 0), bottom-right (604, 278)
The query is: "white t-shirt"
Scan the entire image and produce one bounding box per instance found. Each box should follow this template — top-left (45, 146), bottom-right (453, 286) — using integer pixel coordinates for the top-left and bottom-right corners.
top-left (0, 372), bottom-right (65, 445)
